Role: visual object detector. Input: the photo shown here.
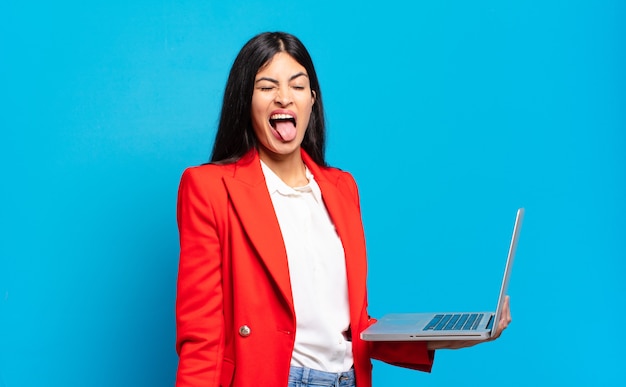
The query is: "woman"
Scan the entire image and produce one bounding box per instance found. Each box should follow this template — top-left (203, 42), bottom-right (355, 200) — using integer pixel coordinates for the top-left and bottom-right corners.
top-left (175, 31), bottom-right (511, 387)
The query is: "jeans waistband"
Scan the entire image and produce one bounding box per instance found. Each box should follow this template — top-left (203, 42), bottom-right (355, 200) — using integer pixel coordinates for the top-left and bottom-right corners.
top-left (288, 365), bottom-right (355, 387)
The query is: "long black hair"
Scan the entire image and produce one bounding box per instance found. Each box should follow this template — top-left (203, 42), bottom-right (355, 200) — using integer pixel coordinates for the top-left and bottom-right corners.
top-left (210, 32), bottom-right (326, 166)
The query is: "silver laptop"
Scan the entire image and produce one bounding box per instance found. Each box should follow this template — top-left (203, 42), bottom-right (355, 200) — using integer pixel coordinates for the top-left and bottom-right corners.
top-left (360, 208), bottom-right (524, 341)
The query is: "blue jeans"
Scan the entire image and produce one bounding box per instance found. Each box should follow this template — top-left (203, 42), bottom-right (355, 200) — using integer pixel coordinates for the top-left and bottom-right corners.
top-left (287, 366), bottom-right (356, 387)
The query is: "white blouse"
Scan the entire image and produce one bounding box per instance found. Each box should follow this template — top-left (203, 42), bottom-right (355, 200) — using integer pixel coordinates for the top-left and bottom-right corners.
top-left (260, 160), bottom-right (353, 372)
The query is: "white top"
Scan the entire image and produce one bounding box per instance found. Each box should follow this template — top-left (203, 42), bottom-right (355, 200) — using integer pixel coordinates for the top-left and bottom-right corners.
top-left (260, 160), bottom-right (353, 372)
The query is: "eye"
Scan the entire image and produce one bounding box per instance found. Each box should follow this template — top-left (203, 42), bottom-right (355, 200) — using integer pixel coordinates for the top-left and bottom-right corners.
top-left (292, 85), bottom-right (306, 91)
top-left (258, 86), bottom-right (275, 92)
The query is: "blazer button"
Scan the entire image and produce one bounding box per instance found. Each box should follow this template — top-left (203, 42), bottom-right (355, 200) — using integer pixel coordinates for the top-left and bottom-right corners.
top-left (238, 325), bottom-right (251, 337)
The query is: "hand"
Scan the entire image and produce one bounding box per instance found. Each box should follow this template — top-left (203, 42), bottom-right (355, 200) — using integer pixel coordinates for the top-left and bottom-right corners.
top-left (427, 295), bottom-right (512, 351)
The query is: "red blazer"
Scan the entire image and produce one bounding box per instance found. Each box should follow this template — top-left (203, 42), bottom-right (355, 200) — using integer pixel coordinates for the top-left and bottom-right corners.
top-left (175, 149), bottom-right (434, 387)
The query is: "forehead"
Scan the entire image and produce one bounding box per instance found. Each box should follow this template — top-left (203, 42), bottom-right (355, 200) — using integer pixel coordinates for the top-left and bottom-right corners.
top-left (256, 52), bottom-right (307, 77)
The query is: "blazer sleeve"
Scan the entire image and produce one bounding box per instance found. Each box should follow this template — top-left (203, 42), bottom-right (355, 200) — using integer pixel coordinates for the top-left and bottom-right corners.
top-left (370, 337), bottom-right (435, 372)
top-left (175, 168), bottom-right (225, 387)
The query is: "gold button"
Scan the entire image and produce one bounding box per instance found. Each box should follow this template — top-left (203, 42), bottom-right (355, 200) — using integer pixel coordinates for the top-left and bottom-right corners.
top-left (238, 325), bottom-right (251, 337)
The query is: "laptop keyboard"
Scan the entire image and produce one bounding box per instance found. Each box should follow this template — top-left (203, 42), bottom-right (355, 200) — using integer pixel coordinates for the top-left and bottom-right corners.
top-left (423, 313), bottom-right (484, 331)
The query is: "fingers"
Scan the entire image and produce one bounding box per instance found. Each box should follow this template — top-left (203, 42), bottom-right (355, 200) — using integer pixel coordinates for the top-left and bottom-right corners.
top-left (500, 297), bottom-right (510, 329)
top-left (502, 295), bottom-right (512, 327)
top-left (486, 296), bottom-right (512, 342)
top-left (491, 296), bottom-right (512, 340)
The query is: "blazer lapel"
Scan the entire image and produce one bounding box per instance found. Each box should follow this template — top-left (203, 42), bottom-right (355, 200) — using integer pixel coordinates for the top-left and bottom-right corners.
top-left (222, 151), bottom-right (294, 309)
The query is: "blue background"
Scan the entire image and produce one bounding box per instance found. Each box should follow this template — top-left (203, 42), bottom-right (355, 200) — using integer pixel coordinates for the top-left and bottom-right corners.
top-left (1, 1), bottom-right (624, 386)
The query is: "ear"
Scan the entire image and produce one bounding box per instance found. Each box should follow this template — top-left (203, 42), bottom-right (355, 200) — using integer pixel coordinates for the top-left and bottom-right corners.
top-left (311, 89), bottom-right (316, 105)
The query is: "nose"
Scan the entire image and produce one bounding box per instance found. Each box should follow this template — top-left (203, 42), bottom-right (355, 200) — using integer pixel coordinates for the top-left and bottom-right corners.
top-left (274, 86), bottom-right (292, 106)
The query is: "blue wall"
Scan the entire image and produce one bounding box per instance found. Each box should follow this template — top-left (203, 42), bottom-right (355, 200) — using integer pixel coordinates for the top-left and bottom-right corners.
top-left (1, 1), bottom-right (624, 386)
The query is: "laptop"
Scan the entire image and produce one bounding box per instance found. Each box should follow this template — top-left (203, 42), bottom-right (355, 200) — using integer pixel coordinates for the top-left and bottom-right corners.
top-left (360, 208), bottom-right (524, 341)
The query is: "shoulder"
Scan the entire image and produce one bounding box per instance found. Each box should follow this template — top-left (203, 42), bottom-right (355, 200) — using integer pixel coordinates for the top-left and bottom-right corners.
top-left (181, 162), bottom-right (236, 182)
top-left (315, 165), bottom-right (361, 204)
top-left (301, 149), bottom-right (358, 190)
top-left (322, 165), bottom-right (357, 187)
top-left (183, 164), bottom-right (235, 179)
top-left (181, 150), bottom-right (261, 185)
top-left (178, 163), bottom-right (238, 200)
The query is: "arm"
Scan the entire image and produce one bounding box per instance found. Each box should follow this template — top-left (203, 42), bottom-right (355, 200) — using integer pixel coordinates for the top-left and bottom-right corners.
top-left (175, 168), bottom-right (225, 387)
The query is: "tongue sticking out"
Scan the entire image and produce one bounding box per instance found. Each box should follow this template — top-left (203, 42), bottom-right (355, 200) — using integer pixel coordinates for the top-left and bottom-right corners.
top-left (274, 120), bottom-right (297, 142)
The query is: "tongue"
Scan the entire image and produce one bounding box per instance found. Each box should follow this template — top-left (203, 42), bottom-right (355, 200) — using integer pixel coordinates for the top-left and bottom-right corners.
top-left (274, 120), bottom-right (297, 142)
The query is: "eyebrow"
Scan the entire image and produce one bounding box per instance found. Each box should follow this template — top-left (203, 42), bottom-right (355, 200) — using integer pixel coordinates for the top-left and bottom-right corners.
top-left (255, 72), bottom-right (309, 84)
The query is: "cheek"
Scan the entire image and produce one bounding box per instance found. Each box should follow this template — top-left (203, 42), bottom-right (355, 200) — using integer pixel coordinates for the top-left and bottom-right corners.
top-left (250, 99), bottom-right (267, 130)
top-left (301, 105), bottom-right (314, 129)
top-left (295, 95), bottom-right (314, 126)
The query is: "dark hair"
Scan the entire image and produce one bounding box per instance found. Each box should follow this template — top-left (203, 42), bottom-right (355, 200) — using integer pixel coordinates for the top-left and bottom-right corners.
top-left (210, 32), bottom-right (326, 166)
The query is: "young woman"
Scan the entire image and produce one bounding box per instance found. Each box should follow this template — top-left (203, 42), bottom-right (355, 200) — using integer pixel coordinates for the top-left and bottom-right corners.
top-left (175, 31), bottom-right (511, 387)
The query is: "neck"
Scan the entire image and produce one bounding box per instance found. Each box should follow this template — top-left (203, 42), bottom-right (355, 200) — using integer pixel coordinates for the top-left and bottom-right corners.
top-left (259, 148), bottom-right (308, 187)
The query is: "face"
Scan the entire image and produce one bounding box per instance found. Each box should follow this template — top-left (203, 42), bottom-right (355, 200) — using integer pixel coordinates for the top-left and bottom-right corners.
top-left (250, 52), bottom-right (316, 161)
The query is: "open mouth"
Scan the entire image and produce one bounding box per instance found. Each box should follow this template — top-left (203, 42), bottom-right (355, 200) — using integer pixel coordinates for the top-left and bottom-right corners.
top-left (269, 113), bottom-right (297, 141)
top-left (269, 113), bottom-right (296, 127)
